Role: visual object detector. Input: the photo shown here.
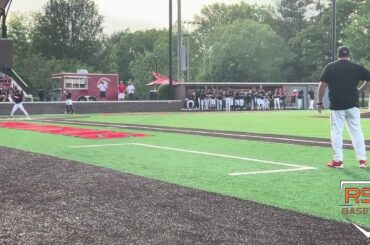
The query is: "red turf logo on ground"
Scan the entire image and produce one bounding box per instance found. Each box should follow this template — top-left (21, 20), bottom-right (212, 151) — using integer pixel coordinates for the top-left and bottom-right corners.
top-left (0, 122), bottom-right (149, 139)
top-left (340, 181), bottom-right (370, 215)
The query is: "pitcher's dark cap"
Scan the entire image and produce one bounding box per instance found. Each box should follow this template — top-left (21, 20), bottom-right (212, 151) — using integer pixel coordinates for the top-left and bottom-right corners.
top-left (337, 46), bottom-right (350, 57)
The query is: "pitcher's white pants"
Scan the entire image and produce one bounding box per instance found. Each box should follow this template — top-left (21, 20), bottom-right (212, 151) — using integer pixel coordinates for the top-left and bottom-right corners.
top-left (10, 102), bottom-right (29, 117)
top-left (330, 107), bottom-right (366, 161)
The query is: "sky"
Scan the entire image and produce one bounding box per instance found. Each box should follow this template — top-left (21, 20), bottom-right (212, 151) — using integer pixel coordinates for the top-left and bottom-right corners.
top-left (9, 0), bottom-right (275, 34)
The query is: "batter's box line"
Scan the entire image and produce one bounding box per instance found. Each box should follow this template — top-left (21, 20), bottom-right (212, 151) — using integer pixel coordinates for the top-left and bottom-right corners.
top-left (70, 143), bottom-right (317, 176)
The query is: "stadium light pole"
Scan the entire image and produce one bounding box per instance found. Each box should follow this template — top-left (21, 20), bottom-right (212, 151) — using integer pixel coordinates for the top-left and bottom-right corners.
top-left (177, 0), bottom-right (182, 83)
top-left (155, 56), bottom-right (158, 74)
top-left (169, 0), bottom-right (173, 99)
top-left (1, 12), bottom-right (5, 38)
top-left (332, 0), bottom-right (336, 61)
top-left (1, 0), bottom-right (12, 38)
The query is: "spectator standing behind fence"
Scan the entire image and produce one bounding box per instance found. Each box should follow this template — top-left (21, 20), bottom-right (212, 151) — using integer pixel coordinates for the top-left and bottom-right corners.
top-left (62, 89), bottom-right (74, 114)
top-left (181, 88), bottom-right (305, 111)
top-left (204, 90), bottom-right (210, 111)
top-left (308, 87), bottom-right (315, 110)
top-left (209, 93), bottom-right (216, 111)
top-left (251, 87), bottom-right (258, 110)
top-left (118, 81), bottom-right (126, 101)
top-left (291, 89), bottom-right (298, 108)
top-left (195, 89), bottom-right (200, 110)
top-left (297, 89), bottom-right (304, 109)
top-left (245, 90), bottom-right (253, 110)
top-left (126, 81), bottom-right (135, 100)
top-left (216, 92), bottom-right (223, 111)
top-left (225, 89), bottom-right (232, 112)
top-left (264, 92), bottom-right (270, 110)
top-left (274, 89), bottom-right (280, 109)
top-left (97, 80), bottom-right (108, 100)
top-left (10, 90), bottom-right (30, 120)
top-left (281, 90), bottom-right (288, 109)
top-left (234, 91), bottom-right (240, 110)
top-left (199, 90), bottom-right (206, 111)
top-left (237, 92), bottom-right (245, 110)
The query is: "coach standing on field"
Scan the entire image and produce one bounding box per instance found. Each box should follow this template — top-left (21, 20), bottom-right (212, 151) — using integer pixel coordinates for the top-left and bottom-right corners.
top-left (317, 46), bottom-right (370, 169)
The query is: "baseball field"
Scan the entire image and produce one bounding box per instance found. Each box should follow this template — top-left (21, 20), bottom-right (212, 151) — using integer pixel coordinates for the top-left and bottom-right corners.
top-left (1, 110), bottom-right (370, 244)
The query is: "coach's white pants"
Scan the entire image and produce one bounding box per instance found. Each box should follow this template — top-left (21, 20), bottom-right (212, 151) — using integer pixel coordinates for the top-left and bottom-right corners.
top-left (10, 103), bottom-right (29, 117)
top-left (330, 107), bottom-right (366, 161)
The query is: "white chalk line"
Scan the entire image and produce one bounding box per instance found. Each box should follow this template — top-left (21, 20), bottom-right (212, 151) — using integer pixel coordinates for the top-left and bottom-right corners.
top-left (229, 167), bottom-right (315, 176)
top-left (42, 119), bottom-right (362, 148)
top-left (70, 142), bottom-right (317, 176)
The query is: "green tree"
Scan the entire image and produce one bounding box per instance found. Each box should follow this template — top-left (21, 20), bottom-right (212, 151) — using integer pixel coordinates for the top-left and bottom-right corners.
top-left (94, 36), bottom-right (118, 74)
top-left (277, 0), bottom-right (313, 41)
top-left (200, 20), bottom-right (292, 82)
top-left (288, 24), bottom-right (331, 82)
top-left (193, 2), bottom-right (276, 40)
top-left (190, 2), bottom-right (279, 81)
top-left (128, 32), bottom-right (178, 99)
top-left (15, 54), bottom-right (91, 98)
top-left (7, 12), bottom-right (93, 98)
top-left (343, 1), bottom-right (370, 67)
top-left (109, 29), bottom-right (168, 82)
top-left (287, 0), bottom-right (361, 81)
top-left (31, 0), bottom-right (104, 67)
top-left (129, 52), bottom-right (156, 99)
top-left (7, 13), bottom-right (33, 61)
top-left (14, 54), bottom-right (49, 95)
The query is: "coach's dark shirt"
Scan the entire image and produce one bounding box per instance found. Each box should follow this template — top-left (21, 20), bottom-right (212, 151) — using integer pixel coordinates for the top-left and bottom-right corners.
top-left (319, 59), bottom-right (370, 110)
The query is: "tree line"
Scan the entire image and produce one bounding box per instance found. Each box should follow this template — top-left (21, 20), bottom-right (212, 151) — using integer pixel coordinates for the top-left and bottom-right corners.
top-left (7, 0), bottom-right (370, 99)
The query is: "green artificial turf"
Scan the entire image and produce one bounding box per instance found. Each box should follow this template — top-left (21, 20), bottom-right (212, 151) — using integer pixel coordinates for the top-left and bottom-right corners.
top-left (76, 110), bottom-right (370, 140)
top-left (1, 116), bottom-right (370, 228)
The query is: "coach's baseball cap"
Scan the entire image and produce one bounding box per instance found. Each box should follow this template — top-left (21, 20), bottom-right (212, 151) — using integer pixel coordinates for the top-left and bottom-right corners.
top-left (337, 46), bottom-right (350, 57)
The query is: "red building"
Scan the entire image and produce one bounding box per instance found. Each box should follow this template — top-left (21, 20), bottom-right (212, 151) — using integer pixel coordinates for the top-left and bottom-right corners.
top-left (51, 70), bottom-right (119, 101)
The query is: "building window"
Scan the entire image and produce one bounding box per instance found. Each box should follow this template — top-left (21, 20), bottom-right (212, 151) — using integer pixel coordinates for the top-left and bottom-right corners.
top-left (52, 78), bottom-right (62, 90)
top-left (64, 78), bottom-right (88, 89)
